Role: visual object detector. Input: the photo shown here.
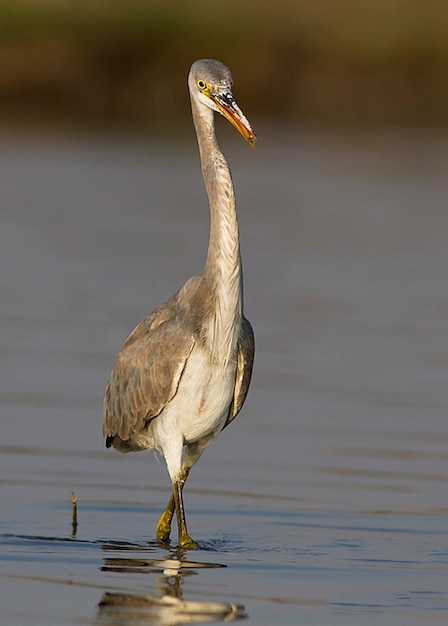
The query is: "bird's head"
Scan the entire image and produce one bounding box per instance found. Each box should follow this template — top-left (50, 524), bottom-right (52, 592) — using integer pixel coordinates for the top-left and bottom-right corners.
top-left (188, 59), bottom-right (257, 148)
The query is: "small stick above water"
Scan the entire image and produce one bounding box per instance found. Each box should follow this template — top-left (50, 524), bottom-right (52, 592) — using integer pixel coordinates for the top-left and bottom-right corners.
top-left (71, 491), bottom-right (78, 536)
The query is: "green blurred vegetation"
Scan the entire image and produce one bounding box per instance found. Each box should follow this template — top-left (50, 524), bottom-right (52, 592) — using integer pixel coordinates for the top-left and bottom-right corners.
top-left (0, 0), bottom-right (446, 128)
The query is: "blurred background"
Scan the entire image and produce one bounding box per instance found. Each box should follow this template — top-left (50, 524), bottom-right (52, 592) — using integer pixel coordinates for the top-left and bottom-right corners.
top-left (0, 0), bottom-right (446, 130)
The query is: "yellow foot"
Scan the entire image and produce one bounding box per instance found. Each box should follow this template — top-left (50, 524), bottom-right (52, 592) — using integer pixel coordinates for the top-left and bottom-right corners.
top-left (178, 533), bottom-right (197, 550)
top-left (156, 511), bottom-right (173, 543)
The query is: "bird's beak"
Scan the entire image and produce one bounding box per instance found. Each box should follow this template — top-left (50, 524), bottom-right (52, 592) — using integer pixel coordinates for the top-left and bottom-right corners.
top-left (211, 91), bottom-right (257, 148)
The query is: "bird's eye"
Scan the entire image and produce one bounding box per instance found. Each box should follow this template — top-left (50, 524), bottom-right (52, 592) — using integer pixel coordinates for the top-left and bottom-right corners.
top-left (197, 79), bottom-right (207, 90)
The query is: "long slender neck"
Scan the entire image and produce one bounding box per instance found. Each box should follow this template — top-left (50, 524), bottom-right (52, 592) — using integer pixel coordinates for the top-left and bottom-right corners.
top-left (191, 96), bottom-right (243, 361)
top-left (191, 98), bottom-right (241, 285)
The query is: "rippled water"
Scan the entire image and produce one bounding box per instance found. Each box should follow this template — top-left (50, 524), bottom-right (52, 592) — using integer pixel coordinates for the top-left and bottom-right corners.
top-left (1, 127), bottom-right (448, 624)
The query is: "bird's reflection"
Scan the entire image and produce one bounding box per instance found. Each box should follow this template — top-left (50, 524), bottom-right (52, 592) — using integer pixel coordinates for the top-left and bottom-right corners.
top-left (97, 543), bottom-right (246, 624)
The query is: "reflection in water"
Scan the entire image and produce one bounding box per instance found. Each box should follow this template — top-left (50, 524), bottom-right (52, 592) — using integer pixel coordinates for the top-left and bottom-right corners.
top-left (98, 546), bottom-right (246, 624)
top-left (98, 592), bottom-right (245, 624)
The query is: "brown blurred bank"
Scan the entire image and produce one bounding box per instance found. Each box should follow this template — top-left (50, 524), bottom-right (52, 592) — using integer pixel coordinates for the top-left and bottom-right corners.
top-left (0, 0), bottom-right (446, 130)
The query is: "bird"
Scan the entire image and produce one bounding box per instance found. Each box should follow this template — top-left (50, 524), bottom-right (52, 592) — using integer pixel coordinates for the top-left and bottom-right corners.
top-left (103, 59), bottom-right (256, 548)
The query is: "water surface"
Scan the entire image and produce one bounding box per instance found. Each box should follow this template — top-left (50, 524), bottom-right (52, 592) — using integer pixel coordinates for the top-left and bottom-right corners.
top-left (1, 127), bottom-right (448, 624)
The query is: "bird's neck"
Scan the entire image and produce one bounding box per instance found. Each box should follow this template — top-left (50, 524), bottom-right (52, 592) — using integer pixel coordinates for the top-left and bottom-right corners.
top-left (191, 99), bottom-right (243, 363)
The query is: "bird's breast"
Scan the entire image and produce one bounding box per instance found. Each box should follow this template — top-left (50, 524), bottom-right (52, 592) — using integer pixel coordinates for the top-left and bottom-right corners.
top-left (152, 344), bottom-right (236, 446)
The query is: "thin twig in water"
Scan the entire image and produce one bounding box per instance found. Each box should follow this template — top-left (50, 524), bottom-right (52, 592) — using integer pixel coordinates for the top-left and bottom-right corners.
top-left (70, 491), bottom-right (78, 537)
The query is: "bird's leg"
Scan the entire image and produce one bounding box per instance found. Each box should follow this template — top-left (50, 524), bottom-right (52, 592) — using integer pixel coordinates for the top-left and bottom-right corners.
top-left (168, 438), bottom-right (213, 547)
top-left (157, 439), bottom-right (210, 546)
top-left (173, 474), bottom-right (196, 549)
top-left (156, 494), bottom-right (175, 543)
top-left (156, 468), bottom-right (190, 543)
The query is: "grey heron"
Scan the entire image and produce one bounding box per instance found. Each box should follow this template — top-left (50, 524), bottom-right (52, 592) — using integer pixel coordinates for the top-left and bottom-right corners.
top-left (103, 59), bottom-right (255, 548)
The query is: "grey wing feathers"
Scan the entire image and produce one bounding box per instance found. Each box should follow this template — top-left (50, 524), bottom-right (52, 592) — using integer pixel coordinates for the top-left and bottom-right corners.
top-left (103, 301), bottom-right (194, 443)
top-left (226, 316), bottom-right (255, 426)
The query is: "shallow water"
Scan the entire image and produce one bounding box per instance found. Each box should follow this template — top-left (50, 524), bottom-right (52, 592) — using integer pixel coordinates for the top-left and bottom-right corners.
top-left (1, 127), bottom-right (448, 624)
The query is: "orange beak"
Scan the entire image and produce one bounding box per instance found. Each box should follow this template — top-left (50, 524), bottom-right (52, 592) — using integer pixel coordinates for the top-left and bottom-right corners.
top-left (211, 91), bottom-right (257, 148)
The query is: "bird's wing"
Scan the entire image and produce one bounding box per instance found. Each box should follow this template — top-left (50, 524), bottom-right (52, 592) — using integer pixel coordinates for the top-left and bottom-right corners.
top-left (103, 300), bottom-right (194, 443)
top-left (226, 316), bottom-right (255, 427)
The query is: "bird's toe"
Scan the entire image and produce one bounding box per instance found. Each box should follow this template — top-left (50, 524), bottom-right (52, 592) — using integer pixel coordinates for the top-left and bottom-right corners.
top-left (178, 533), bottom-right (197, 550)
